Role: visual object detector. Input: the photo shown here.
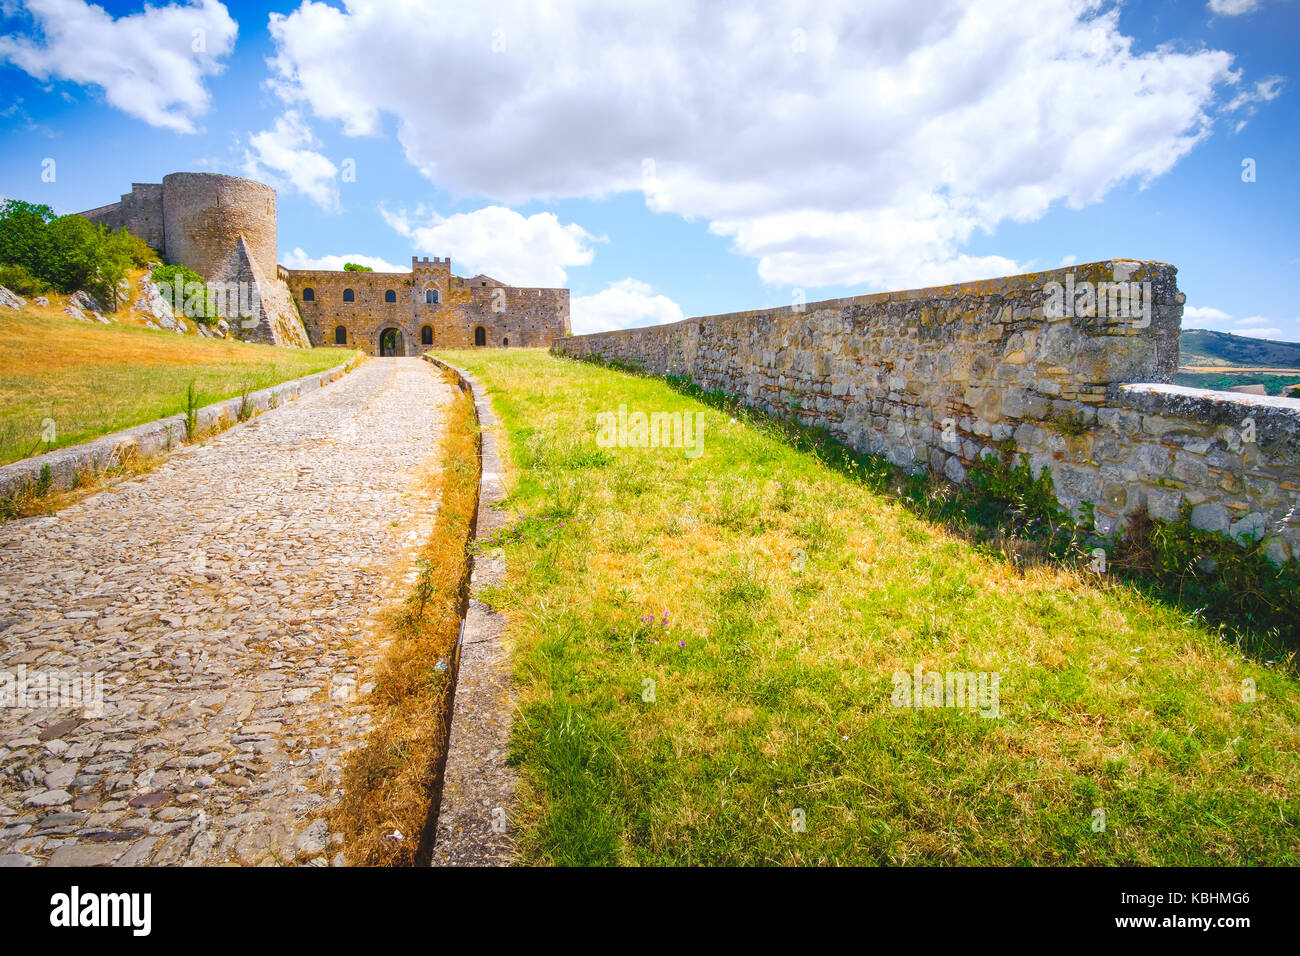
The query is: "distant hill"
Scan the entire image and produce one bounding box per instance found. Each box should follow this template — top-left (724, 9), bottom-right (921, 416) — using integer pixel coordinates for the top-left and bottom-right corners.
top-left (1180, 329), bottom-right (1300, 369)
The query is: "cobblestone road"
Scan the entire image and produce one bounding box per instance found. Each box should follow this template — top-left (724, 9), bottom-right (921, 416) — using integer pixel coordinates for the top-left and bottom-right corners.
top-left (0, 358), bottom-right (450, 866)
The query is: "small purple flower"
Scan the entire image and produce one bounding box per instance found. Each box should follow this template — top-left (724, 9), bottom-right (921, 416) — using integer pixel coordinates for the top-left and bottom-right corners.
top-left (679, 641), bottom-right (686, 647)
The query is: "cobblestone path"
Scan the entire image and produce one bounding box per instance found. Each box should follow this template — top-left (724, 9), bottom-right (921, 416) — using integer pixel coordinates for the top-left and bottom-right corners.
top-left (0, 358), bottom-right (451, 866)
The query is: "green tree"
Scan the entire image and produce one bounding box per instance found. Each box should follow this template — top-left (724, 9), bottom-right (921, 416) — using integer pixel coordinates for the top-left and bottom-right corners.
top-left (343, 262), bottom-right (373, 272)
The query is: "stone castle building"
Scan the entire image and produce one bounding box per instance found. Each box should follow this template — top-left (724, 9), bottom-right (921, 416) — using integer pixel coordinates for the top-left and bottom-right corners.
top-left (283, 257), bottom-right (570, 355)
top-left (79, 173), bottom-right (310, 348)
top-left (79, 171), bottom-right (571, 352)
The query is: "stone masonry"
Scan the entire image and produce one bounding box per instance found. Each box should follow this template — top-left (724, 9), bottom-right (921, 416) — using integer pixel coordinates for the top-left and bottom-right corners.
top-left (285, 256), bottom-right (570, 355)
top-left (0, 359), bottom-right (450, 866)
top-left (79, 173), bottom-right (311, 349)
top-left (553, 260), bottom-right (1300, 564)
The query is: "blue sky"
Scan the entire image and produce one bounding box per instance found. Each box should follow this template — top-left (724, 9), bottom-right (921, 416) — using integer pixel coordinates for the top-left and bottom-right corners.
top-left (0, 0), bottom-right (1295, 338)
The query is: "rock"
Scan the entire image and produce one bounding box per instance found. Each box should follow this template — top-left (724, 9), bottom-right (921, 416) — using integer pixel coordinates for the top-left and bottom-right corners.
top-left (33, 296), bottom-right (49, 306)
top-left (1190, 502), bottom-right (1230, 536)
top-left (47, 844), bottom-right (126, 867)
top-left (295, 819), bottom-right (329, 859)
top-left (134, 276), bottom-right (177, 328)
top-left (39, 717), bottom-right (80, 741)
top-left (63, 304), bottom-right (89, 322)
top-left (127, 791), bottom-right (172, 809)
top-left (69, 290), bottom-right (105, 313)
top-left (0, 854), bottom-right (38, 867)
top-left (43, 765), bottom-right (78, 790)
top-left (24, 789), bottom-right (72, 807)
top-left (0, 285), bottom-right (27, 310)
top-left (217, 318), bottom-right (229, 335)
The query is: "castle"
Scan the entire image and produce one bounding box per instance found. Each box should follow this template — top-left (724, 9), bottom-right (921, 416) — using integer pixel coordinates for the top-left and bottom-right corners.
top-left (283, 257), bottom-right (570, 355)
top-left (78, 172), bottom-right (570, 353)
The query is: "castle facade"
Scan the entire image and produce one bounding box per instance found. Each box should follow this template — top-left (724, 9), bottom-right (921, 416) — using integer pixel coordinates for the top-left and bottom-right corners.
top-left (283, 257), bottom-right (570, 355)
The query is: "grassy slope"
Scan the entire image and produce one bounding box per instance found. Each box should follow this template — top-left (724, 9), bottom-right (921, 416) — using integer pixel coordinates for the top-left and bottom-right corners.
top-left (1180, 329), bottom-right (1300, 369)
top-left (438, 348), bottom-right (1299, 866)
top-left (0, 307), bottom-right (354, 465)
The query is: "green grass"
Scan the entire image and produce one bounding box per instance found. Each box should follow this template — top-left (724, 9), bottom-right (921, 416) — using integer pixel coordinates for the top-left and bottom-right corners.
top-left (0, 308), bottom-right (357, 465)
top-left (439, 348), bottom-right (1300, 866)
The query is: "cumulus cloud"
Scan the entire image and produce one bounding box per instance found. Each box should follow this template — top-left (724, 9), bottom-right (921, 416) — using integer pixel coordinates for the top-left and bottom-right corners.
top-left (0, 0), bottom-right (237, 133)
top-left (242, 111), bottom-right (340, 211)
top-left (1208, 0), bottom-right (1260, 15)
top-left (571, 279), bottom-right (685, 334)
top-left (281, 248), bottom-right (410, 272)
top-left (264, 0), bottom-right (1244, 290)
top-left (1182, 305), bottom-right (1296, 342)
top-left (381, 205), bottom-right (599, 287)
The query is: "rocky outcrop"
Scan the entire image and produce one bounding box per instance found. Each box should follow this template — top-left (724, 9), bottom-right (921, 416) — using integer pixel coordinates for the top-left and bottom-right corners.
top-left (0, 285), bottom-right (27, 310)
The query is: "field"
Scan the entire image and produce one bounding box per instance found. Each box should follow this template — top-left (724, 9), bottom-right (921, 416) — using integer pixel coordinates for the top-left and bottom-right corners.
top-left (0, 305), bottom-right (355, 466)
top-left (436, 348), bottom-right (1299, 866)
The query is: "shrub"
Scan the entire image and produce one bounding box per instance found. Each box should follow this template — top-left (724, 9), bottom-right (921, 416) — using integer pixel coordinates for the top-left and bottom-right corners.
top-left (343, 262), bottom-right (373, 272)
top-left (0, 198), bottom-right (157, 311)
top-left (151, 263), bottom-right (219, 324)
top-left (0, 262), bottom-right (48, 296)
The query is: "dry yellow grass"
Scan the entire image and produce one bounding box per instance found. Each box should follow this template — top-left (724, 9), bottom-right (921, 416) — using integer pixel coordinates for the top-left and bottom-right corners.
top-left (333, 367), bottom-right (480, 866)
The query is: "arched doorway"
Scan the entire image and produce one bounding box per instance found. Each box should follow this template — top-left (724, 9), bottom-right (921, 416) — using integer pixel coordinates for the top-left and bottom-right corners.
top-left (474, 325), bottom-right (486, 347)
top-left (379, 327), bottom-right (405, 356)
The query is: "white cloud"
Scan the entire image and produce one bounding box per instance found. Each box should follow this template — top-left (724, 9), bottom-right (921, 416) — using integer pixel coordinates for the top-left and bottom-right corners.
top-left (281, 248), bottom-right (410, 273)
top-left (1182, 305), bottom-right (1297, 342)
top-left (381, 205), bottom-right (598, 287)
top-left (1058, 254), bottom-right (1078, 267)
top-left (0, 0), bottom-right (237, 133)
top-left (1183, 305), bottom-right (1232, 323)
top-left (1208, 0), bottom-right (1260, 15)
top-left (571, 279), bottom-right (685, 334)
top-left (266, 0), bottom-right (1242, 290)
top-left (242, 111), bottom-right (340, 211)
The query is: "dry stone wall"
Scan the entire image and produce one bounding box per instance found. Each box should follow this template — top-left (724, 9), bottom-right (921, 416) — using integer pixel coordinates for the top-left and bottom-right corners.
top-left (553, 260), bottom-right (1300, 564)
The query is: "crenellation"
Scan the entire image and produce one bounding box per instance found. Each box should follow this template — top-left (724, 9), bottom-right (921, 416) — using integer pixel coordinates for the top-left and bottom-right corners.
top-left (285, 254), bottom-right (569, 354)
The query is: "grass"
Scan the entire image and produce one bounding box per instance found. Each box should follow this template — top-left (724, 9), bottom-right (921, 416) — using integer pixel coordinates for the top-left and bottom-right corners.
top-left (0, 306), bottom-right (356, 465)
top-left (435, 348), bottom-right (1300, 866)
top-left (334, 366), bottom-right (480, 866)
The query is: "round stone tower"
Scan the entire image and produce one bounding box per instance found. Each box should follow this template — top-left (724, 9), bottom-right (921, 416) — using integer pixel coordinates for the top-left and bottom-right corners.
top-left (161, 173), bottom-right (279, 281)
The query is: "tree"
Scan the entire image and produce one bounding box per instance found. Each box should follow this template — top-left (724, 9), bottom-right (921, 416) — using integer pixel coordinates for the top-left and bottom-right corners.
top-left (343, 262), bottom-right (373, 272)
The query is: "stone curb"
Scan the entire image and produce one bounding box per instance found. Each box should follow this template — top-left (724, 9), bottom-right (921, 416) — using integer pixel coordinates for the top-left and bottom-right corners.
top-left (0, 356), bottom-right (361, 501)
top-left (420, 353), bottom-right (518, 866)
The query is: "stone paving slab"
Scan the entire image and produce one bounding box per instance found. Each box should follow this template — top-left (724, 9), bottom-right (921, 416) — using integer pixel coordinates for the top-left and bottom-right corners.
top-left (0, 357), bottom-right (451, 866)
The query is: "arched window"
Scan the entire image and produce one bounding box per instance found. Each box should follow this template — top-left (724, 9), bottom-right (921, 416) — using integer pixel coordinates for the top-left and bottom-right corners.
top-left (385, 289), bottom-right (396, 303)
top-left (425, 288), bottom-right (439, 305)
top-left (343, 288), bottom-right (355, 302)
top-left (334, 325), bottom-right (347, 345)
top-left (502, 336), bottom-right (509, 347)
top-left (421, 325), bottom-right (433, 346)
top-left (474, 326), bottom-right (486, 347)
top-left (302, 287), bottom-right (315, 302)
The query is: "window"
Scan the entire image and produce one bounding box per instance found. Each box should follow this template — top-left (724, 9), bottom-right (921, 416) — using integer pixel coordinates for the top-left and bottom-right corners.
top-left (425, 288), bottom-right (439, 305)
top-left (385, 289), bottom-right (396, 303)
top-left (302, 287), bottom-right (315, 302)
top-left (334, 325), bottom-right (347, 345)
top-left (474, 326), bottom-right (486, 347)
top-left (343, 288), bottom-right (355, 303)
top-left (421, 325), bottom-right (433, 346)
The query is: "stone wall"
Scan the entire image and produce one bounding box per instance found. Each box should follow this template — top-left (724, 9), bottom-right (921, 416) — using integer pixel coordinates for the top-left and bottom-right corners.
top-left (552, 260), bottom-right (1300, 564)
top-left (78, 173), bottom-right (309, 349)
top-left (285, 257), bottom-right (570, 354)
